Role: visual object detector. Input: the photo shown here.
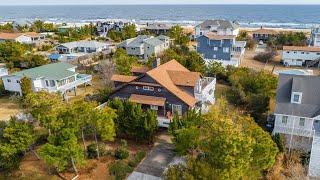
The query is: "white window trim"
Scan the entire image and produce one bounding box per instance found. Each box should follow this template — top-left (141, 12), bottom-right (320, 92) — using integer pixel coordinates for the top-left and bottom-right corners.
top-left (143, 86), bottom-right (154, 91)
top-left (282, 115), bottom-right (288, 125)
top-left (150, 105), bottom-right (158, 110)
top-left (299, 118), bottom-right (305, 126)
top-left (172, 104), bottom-right (182, 116)
top-left (291, 92), bottom-right (302, 104)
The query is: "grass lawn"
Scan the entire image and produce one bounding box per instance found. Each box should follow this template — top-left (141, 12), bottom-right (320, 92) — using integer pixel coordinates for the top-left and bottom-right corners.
top-left (0, 96), bottom-right (22, 121)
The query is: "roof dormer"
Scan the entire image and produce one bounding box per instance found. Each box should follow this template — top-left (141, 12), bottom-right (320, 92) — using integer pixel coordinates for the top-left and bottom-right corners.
top-left (291, 92), bottom-right (302, 104)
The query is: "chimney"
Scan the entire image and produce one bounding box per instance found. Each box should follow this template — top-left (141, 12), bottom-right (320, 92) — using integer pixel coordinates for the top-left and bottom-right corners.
top-left (152, 58), bottom-right (161, 69)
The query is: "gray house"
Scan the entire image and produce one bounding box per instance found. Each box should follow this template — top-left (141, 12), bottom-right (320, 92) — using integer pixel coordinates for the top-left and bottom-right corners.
top-left (195, 20), bottom-right (240, 38)
top-left (197, 33), bottom-right (246, 67)
top-left (117, 35), bottom-right (170, 60)
top-left (272, 73), bottom-right (320, 177)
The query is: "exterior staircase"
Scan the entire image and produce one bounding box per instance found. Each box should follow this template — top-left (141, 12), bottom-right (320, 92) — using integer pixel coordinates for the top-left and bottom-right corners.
top-left (309, 134), bottom-right (320, 177)
top-left (306, 57), bottom-right (320, 68)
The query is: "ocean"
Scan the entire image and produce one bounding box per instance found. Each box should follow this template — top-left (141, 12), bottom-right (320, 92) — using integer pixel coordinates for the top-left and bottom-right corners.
top-left (0, 5), bottom-right (319, 28)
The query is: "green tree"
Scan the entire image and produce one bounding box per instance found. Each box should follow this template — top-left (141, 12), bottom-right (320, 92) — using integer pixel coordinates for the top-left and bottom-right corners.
top-left (24, 91), bottom-right (64, 135)
top-left (20, 76), bottom-right (32, 97)
top-left (39, 128), bottom-right (84, 173)
top-left (166, 99), bottom-right (278, 179)
top-left (108, 99), bottom-right (158, 143)
top-left (122, 24), bottom-right (137, 40)
top-left (113, 49), bottom-right (138, 75)
top-left (227, 67), bottom-right (277, 121)
top-left (205, 61), bottom-right (228, 81)
top-left (168, 25), bottom-right (190, 46)
top-left (0, 117), bottom-right (35, 172)
top-left (108, 30), bottom-right (123, 42)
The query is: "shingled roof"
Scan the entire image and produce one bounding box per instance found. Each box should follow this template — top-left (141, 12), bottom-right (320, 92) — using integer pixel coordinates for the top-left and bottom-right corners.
top-left (146, 60), bottom-right (198, 106)
top-left (197, 20), bottom-right (240, 30)
top-left (275, 74), bottom-right (320, 118)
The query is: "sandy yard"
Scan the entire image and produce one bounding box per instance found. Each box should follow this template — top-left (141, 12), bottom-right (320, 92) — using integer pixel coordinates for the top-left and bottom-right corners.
top-left (0, 96), bottom-right (22, 121)
top-left (1, 138), bottom-right (153, 180)
top-left (241, 50), bottom-right (320, 75)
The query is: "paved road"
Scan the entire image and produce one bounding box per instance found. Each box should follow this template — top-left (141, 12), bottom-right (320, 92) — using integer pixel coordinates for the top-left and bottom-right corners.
top-left (127, 133), bottom-right (175, 180)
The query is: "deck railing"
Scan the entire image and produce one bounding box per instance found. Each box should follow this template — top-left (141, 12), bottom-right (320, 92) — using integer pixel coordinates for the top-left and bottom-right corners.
top-left (273, 126), bottom-right (315, 137)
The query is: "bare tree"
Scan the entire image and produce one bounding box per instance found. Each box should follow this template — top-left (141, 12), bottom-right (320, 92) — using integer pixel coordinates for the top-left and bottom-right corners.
top-left (98, 60), bottom-right (115, 87)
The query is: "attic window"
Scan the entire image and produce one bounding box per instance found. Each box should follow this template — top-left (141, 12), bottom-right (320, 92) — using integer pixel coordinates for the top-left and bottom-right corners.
top-left (291, 92), bottom-right (302, 104)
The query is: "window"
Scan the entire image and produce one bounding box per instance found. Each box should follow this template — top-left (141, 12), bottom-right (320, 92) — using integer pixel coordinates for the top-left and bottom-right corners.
top-left (7, 79), bottom-right (11, 83)
top-left (223, 47), bottom-right (230, 53)
top-left (213, 47), bottom-right (218, 51)
top-left (143, 86), bottom-right (154, 91)
top-left (136, 86), bottom-right (139, 90)
top-left (294, 51), bottom-right (297, 54)
top-left (213, 54), bottom-right (216, 59)
top-left (16, 80), bottom-right (20, 83)
top-left (172, 104), bottom-right (182, 116)
top-left (299, 118), bottom-right (305, 126)
top-left (301, 52), bottom-right (305, 54)
top-left (282, 116), bottom-right (288, 124)
top-left (317, 53), bottom-right (320, 55)
top-left (287, 51), bottom-right (290, 53)
top-left (150, 105), bottom-right (158, 110)
top-left (50, 80), bottom-right (55, 87)
top-left (293, 94), bottom-right (300, 102)
top-left (45, 80), bottom-right (49, 87)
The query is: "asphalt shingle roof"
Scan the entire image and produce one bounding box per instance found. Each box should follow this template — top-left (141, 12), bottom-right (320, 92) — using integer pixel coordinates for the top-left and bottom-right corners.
top-left (197, 20), bottom-right (240, 30)
top-left (275, 74), bottom-right (320, 118)
top-left (13, 62), bottom-right (77, 80)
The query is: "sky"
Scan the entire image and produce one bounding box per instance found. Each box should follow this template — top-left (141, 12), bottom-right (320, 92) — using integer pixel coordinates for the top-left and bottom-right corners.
top-left (0, 0), bottom-right (319, 5)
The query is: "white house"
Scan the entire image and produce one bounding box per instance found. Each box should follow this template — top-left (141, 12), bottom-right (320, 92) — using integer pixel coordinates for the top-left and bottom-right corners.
top-left (117, 35), bottom-right (170, 60)
top-left (272, 74), bottom-right (320, 177)
top-left (282, 46), bottom-right (320, 67)
top-left (311, 27), bottom-right (320, 47)
top-left (1, 62), bottom-right (92, 97)
top-left (195, 20), bottom-right (240, 38)
top-left (0, 32), bottom-right (45, 44)
top-left (0, 64), bottom-right (8, 77)
top-left (56, 40), bottom-right (110, 54)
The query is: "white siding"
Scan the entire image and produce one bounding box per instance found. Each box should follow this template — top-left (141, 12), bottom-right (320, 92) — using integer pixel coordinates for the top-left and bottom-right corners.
top-left (282, 50), bottom-right (320, 66)
top-left (273, 114), bottom-right (314, 137)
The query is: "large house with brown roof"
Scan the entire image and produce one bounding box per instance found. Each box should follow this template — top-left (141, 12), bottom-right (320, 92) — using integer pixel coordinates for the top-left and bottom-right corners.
top-left (282, 46), bottom-right (320, 67)
top-left (0, 32), bottom-right (45, 44)
top-left (110, 60), bottom-right (216, 127)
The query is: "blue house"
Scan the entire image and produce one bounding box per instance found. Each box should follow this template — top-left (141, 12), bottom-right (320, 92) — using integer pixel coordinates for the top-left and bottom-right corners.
top-left (197, 32), bottom-right (246, 67)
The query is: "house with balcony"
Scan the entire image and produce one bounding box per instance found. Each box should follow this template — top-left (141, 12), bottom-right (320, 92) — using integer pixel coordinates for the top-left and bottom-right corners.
top-left (272, 73), bottom-right (320, 177)
top-left (117, 35), bottom-right (170, 60)
top-left (56, 40), bottom-right (110, 54)
top-left (109, 60), bottom-right (216, 127)
top-left (195, 20), bottom-right (240, 38)
top-left (0, 64), bottom-right (8, 77)
top-left (1, 62), bottom-right (92, 98)
top-left (310, 27), bottom-right (320, 47)
top-left (282, 46), bottom-right (320, 67)
top-left (197, 32), bottom-right (246, 67)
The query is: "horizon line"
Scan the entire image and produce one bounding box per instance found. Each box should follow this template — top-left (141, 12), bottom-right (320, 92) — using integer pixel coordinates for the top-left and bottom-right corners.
top-left (1, 3), bottom-right (320, 6)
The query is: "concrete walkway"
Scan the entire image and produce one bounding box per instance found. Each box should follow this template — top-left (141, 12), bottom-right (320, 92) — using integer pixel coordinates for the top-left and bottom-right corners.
top-left (127, 133), bottom-right (175, 180)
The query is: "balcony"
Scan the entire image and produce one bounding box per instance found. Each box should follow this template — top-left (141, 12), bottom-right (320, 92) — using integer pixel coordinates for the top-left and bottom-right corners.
top-left (194, 77), bottom-right (216, 111)
top-left (57, 74), bottom-right (92, 93)
top-left (273, 126), bottom-right (315, 138)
